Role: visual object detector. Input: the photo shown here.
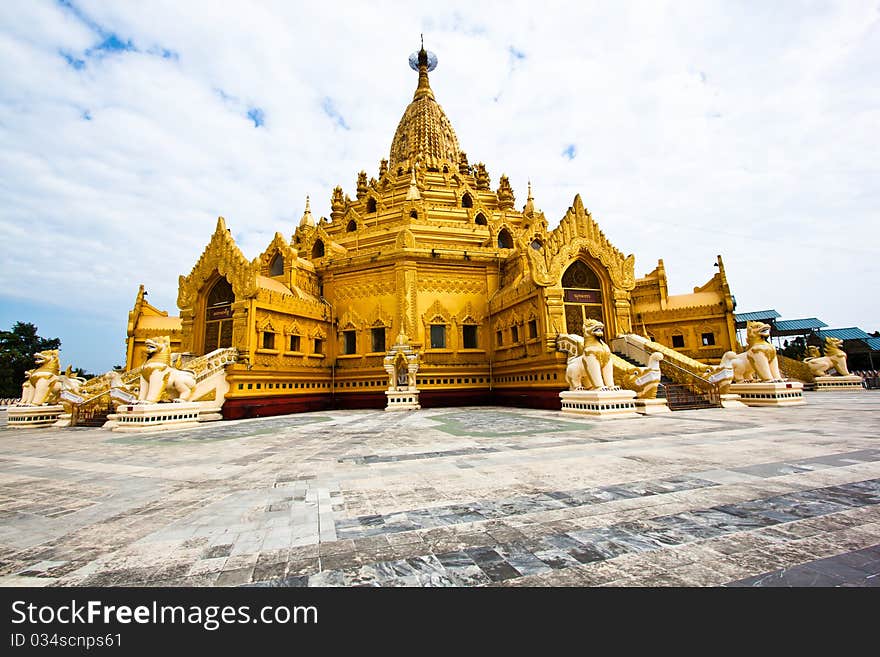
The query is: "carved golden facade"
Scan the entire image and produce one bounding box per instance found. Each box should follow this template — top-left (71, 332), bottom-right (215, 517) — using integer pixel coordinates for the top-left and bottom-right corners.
top-left (125, 45), bottom-right (738, 418)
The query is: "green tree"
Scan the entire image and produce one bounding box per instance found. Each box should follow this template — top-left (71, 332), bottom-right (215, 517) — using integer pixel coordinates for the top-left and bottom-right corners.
top-left (0, 322), bottom-right (61, 398)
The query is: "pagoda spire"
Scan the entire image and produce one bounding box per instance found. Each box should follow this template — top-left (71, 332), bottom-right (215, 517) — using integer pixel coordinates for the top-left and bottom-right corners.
top-left (523, 180), bottom-right (535, 216)
top-left (299, 195), bottom-right (315, 227)
top-left (413, 36), bottom-right (435, 101)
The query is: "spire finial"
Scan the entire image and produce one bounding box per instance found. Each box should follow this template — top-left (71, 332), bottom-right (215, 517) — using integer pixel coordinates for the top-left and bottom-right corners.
top-left (299, 195), bottom-right (315, 228)
top-left (409, 40), bottom-right (438, 100)
top-left (523, 179), bottom-right (535, 216)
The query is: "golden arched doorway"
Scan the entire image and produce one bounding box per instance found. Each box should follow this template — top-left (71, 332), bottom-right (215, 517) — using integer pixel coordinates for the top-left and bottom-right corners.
top-left (204, 277), bottom-right (234, 353)
top-left (562, 261), bottom-right (604, 334)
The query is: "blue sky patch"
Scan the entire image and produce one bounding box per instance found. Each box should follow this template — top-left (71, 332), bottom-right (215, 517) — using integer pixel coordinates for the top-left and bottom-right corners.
top-left (509, 46), bottom-right (526, 61)
top-left (81, 110), bottom-right (92, 121)
top-left (322, 97), bottom-right (349, 130)
top-left (60, 50), bottom-right (85, 69)
top-left (247, 107), bottom-right (265, 127)
top-left (562, 144), bottom-right (577, 160)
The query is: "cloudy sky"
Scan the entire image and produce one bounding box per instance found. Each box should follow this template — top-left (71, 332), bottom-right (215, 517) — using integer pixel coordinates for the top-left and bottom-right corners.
top-left (1, 1), bottom-right (878, 373)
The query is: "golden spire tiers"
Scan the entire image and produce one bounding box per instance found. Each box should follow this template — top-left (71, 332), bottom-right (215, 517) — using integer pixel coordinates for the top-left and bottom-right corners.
top-left (389, 42), bottom-right (461, 170)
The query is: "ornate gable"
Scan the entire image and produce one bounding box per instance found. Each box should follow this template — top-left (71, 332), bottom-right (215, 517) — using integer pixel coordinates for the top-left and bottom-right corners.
top-left (178, 217), bottom-right (258, 309)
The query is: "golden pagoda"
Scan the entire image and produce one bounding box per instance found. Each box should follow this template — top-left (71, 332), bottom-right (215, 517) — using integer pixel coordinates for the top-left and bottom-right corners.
top-left (125, 44), bottom-right (738, 419)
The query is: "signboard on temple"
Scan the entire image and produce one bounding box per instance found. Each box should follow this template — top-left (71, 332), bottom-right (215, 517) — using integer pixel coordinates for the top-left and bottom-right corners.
top-left (208, 305), bottom-right (233, 320)
top-left (564, 289), bottom-right (601, 304)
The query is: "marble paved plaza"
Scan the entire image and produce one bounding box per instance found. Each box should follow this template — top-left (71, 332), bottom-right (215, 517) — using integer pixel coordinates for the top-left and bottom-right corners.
top-left (0, 391), bottom-right (878, 587)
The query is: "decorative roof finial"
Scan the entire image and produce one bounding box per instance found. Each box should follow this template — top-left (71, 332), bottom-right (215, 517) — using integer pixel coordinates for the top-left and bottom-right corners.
top-left (523, 180), bottom-right (535, 216)
top-left (299, 195), bottom-right (315, 228)
top-left (409, 38), bottom-right (437, 101)
top-left (406, 168), bottom-right (421, 201)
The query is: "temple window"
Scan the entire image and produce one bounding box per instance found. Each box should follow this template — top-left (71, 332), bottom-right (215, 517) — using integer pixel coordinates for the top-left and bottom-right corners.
top-left (343, 330), bottom-right (357, 355)
top-left (462, 324), bottom-right (478, 349)
top-left (313, 338), bottom-right (324, 354)
top-left (461, 193), bottom-right (473, 208)
top-left (347, 220), bottom-right (357, 232)
top-left (430, 324), bottom-right (446, 349)
top-left (203, 277), bottom-right (234, 354)
top-left (497, 228), bottom-right (513, 249)
top-left (312, 240), bottom-right (325, 259)
top-left (561, 260), bottom-right (604, 334)
top-left (289, 335), bottom-right (301, 352)
top-left (528, 319), bottom-right (538, 339)
top-left (262, 332), bottom-right (275, 350)
top-left (371, 327), bottom-right (386, 353)
top-left (496, 330), bottom-right (503, 346)
top-left (530, 239), bottom-right (543, 250)
top-left (701, 332), bottom-right (715, 346)
top-left (511, 326), bottom-right (519, 343)
top-left (672, 334), bottom-right (685, 348)
top-left (367, 197), bottom-right (377, 213)
top-left (475, 213), bottom-right (487, 225)
top-left (269, 253), bottom-right (284, 276)
top-left (410, 210), bottom-right (418, 219)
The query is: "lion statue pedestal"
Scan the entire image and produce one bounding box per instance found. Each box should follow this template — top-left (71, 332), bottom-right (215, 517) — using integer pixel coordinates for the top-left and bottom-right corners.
top-left (383, 335), bottom-right (421, 411)
top-left (727, 321), bottom-right (805, 407)
top-left (104, 336), bottom-right (236, 432)
top-left (805, 338), bottom-right (863, 391)
top-left (110, 401), bottom-right (203, 433)
top-left (557, 320), bottom-right (638, 419)
top-left (6, 350), bottom-right (73, 428)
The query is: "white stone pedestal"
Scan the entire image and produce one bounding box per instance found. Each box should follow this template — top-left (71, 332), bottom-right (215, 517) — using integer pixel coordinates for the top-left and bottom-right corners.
top-left (108, 401), bottom-right (207, 432)
top-left (634, 398), bottom-right (671, 415)
top-left (385, 389), bottom-right (421, 411)
top-left (813, 375), bottom-right (864, 391)
top-left (6, 404), bottom-right (65, 428)
top-left (560, 389), bottom-right (638, 418)
top-left (719, 393), bottom-right (747, 409)
top-left (728, 381), bottom-right (805, 407)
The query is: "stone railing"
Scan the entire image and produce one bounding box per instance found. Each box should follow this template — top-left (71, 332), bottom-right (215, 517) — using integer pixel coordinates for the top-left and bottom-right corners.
top-left (612, 334), bottom-right (717, 393)
top-left (777, 354), bottom-right (815, 384)
top-left (180, 347), bottom-right (237, 383)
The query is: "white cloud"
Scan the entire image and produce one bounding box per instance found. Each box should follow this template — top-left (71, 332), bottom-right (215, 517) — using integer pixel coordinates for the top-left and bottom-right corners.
top-left (1, 0), bottom-right (878, 371)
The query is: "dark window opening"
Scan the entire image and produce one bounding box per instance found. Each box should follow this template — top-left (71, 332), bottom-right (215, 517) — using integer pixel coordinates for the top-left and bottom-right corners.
top-left (371, 327), bottom-right (386, 353)
top-left (496, 330), bottom-right (503, 346)
top-left (461, 193), bottom-right (473, 208)
top-left (672, 334), bottom-right (685, 348)
top-left (430, 325), bottom-right (446, 349)
top-left (262, 332), bottom-right (275, 350)
top-left (530, 239), bottom-right (543, 250)
top-left (313, 338), bottom-right (323, 354)
top-left (475, 212), bottom-right (487, 225)
top-left (269, 253), bottom-right (283, 276)
top-left (497, 228), bottom-right (513, 249)
top-left (528, 319), bottom-right (538, 339)
top-left (204, 277), bottom-right (235, 354)
top-left (346, 220), bottom-right (357, 232)
top-left (289, 335), bottom-right (301, 352)
top-left (312, 240), bottom-right (325, 259)
top-left (343, 330), bottom-right (357, 354)
top-left (511, 326), bottom-right (519, 343)
top-left (463, 325), bottom-right (478, 349)
top-left (410, 210), bottom-right (418, 219)
top-left (366, 197), bottom-right (377, 213)
top-left (701, 332), bottom-right (715, 346)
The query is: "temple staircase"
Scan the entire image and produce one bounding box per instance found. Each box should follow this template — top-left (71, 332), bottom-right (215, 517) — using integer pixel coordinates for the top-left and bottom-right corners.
top-left (67, 348), bottom-right (237, 427)
top-left (611, 334), bottom-right (721, 410)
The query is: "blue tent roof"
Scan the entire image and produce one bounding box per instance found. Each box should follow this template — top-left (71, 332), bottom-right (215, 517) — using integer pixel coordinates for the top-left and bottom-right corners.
top-left (735, 310), bottom-right (780, 325)
top-left (818, 327), bottom-right (872, 341)
top-left (864, 337), bottom-right (880, 351)
top-left (773, 318), bottom-right (827, 332)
